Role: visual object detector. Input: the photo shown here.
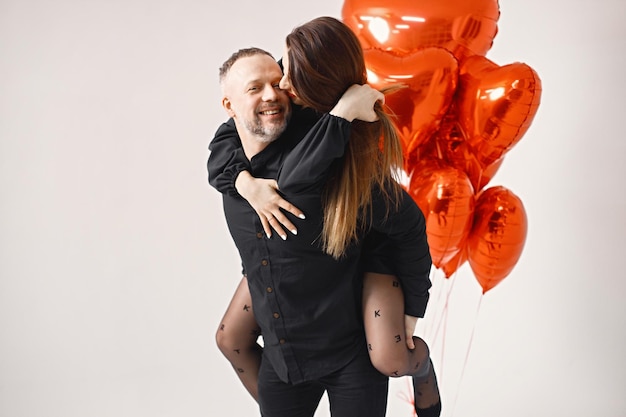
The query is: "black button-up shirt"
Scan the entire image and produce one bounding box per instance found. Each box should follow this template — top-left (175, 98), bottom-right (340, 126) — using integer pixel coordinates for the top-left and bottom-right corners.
top-left (208, 108), bottom-right (432, 384)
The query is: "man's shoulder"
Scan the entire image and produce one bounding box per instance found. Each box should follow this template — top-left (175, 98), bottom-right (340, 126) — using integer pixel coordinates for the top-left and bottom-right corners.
top-left (279, 105), bottom-right (320, 146)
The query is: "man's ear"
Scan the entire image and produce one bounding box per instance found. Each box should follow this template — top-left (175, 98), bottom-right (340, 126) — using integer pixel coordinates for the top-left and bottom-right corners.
top-left (222, 96), bottom-right (236, 118)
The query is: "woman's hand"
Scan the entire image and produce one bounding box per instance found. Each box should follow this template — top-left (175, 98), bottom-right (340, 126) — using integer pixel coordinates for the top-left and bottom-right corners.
top-left (330, 84), bottom-right (384, 122)
top-left (235, 171), bottom-right (305, 240)
top-left (404, 314), bottom-right (418, 349)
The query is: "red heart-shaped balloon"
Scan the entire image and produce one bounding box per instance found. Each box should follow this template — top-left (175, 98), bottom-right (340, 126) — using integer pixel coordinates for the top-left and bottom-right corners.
top-left (342, 0), bottom-right (500, 60)
top-left (365, 47), bottom-right (458, 157)
top-left (432, 118), bottom-right (505, 192)
top-left (408, 162), bottom-right (475, 269)
top-left (467, 186), bottom-right (527, 293)
top-left (456, 55), bottom-right (542, 166)
top-left (441, 244), bottom-right (467, 278)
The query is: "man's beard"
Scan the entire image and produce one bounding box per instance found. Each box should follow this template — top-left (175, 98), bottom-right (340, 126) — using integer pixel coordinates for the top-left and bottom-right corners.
top-left (244, 109), bottom-right (291, 144)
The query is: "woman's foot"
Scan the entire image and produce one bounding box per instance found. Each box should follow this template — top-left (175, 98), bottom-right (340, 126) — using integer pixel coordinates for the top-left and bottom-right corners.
top-left (412, 359), bottom-right (441, 417)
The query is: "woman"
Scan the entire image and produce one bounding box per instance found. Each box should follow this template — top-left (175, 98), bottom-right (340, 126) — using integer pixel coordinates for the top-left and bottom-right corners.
top-left (209, 16), bottom-right (441, 416)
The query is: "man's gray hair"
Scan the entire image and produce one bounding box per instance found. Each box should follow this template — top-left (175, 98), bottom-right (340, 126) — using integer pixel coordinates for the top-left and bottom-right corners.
top-left (219, 47), bottom-right (275, 83)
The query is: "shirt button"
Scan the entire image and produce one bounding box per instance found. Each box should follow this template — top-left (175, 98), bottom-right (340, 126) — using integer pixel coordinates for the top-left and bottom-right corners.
top-left (273, 312), bottom-right (280, 319)
top-left (279, 338), bottom-right (286, 344)
top-left (266, 287), bottom-right (273, 293)
top-left (256, 232), bottom-right (264, 239)
top-left (261, 259), bottom-right (268, 266)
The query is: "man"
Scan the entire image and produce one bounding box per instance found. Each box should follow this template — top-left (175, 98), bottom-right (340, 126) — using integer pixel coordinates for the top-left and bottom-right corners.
top-left (212, 47), bottom-right (391, 417)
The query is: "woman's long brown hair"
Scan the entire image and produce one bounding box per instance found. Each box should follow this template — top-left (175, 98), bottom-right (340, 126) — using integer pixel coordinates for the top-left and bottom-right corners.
top-left (285, 16), bottom-right (404, 259)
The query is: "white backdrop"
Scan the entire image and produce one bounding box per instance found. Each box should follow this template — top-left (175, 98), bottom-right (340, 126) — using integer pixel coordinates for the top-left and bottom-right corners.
top-left (1, 0), bottom-right (625, 416)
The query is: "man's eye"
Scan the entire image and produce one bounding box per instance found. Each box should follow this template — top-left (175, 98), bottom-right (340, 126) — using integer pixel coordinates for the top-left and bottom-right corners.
top-left (248, 87), bottom-right (259, 92)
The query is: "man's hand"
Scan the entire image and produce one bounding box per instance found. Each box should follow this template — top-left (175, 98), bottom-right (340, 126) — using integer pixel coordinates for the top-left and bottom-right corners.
top-left (404, 315), bottom-right (418, 349)
top-left (330, 84), bottom-right (384, 122)
top-left (235, 171), bottom-right (305, 240)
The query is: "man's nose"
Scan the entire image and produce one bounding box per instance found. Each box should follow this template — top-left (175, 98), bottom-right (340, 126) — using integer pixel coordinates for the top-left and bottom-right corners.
top-left (262, 84), bottom-right (279, 101)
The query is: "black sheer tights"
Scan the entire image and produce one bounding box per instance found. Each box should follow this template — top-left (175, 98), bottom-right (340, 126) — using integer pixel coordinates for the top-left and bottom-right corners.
top-left (362, 272), bottom-right (441, 415)
top-left (215, 276), bottom-right (262, 401)
top-left (215, 274), bottom-right (440, 415)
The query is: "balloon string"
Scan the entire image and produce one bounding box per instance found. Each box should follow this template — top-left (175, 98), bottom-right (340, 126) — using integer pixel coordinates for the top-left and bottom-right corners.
top-left (449, 293), bottom-right (483, 417)
top-left (409, 268), bottom-right (454, 417)
top-left (429, 271), bottom-right (454, 342)
top-left (396, 377), bottom-right (418, 417)
top-left (426, 268), bottom-right (450, 338)
top-left (429, 270), bottom-right (455, 382)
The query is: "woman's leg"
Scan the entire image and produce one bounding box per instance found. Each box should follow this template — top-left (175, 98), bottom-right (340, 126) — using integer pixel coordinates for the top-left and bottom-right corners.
top-left (215, 276), bottom-right (262, 401)
top-left (362, 272), bottom-right (441, 416)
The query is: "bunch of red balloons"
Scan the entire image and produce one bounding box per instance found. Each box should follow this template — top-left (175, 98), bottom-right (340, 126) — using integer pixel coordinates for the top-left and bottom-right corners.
top-left (342, 0), bottom-right (542, 293)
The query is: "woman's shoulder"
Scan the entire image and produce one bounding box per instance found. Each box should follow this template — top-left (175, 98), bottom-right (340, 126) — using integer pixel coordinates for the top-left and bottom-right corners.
top-left (291, 104), bottom-right (321, 125)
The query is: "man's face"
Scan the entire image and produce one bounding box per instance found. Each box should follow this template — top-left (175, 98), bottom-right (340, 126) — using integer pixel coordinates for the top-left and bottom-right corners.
top-left (222, 54), bottom-right (291, 145)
